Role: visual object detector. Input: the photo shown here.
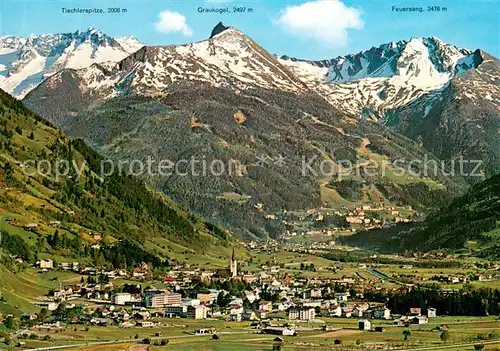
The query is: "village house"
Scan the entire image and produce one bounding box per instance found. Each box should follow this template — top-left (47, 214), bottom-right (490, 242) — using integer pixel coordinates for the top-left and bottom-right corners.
top-left (263, 327), bottom-right (296, 336)
top-left (372, 307), bottom-right (391, 320)
top-left (242, 274), bottom-right (258, 284)
top-left (187, 305), bottom-right (209, 319)
top-left (324, 304), bottom-right (342, 317)
top-left (310, 288), bottom-right (322, 298)
top-left (411, 315), bottom-right (429, 325)
top-left (258, 300), bottom-right (273, 312)
top-left (302, 300), bottom-right (321, 308)
top-left (38, 259), bottom-right (53, 270)
top-left (427, 307), bottom-right (437, 318)
top-left (359, 319), bottom-right (372, 330)
top-left (342, 307), bottom-right (353, 318)
top-left (113, 292), bottom-right (132, 305)
top-left (334, 292), bottom-right (349, 302)
top-left (244, 290), bottom-right (260, 303)
top-left (230, 304), bottom-right (244, 315)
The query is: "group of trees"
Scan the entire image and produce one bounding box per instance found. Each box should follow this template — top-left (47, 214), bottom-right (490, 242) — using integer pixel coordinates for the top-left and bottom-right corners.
top-left (0, 230), bottom-right (34, 262)
top-left (0, 89), bottom-right (233, 270)
top-left (365, 287), bottom-right (500, 316)
top-left (300, 262), bottom-right (316, 271)
top-left (322, 249), bottom-right (462, 268)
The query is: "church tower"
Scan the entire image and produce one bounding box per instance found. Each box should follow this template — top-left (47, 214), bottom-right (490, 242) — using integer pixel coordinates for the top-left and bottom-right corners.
top-left (230, 247), bottom-right (237, 277)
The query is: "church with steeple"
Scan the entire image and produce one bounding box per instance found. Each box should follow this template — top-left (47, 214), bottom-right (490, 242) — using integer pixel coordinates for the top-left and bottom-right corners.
top-left (230, 247), bottom-right (237, 277)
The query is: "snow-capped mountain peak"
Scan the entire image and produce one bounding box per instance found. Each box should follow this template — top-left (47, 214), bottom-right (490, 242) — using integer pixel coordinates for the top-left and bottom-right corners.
top-left (278, 36), bottom-right (482, 116)
top-left (0, 36), bottom-right (26, 54)
top-left (0, 28), bottom-right (143, 98)
top-left (280, 36), bottom-right (475, 85)
top-left (8, 25), bottom-right (492, 127)
top-left (38, 22), bottom-right (308, 100)
top-left (116, 36), bottom-right (144, 54)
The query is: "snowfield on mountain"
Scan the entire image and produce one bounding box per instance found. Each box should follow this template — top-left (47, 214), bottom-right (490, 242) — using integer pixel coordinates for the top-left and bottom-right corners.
top-left (0, 27), bottom-right (143, 98)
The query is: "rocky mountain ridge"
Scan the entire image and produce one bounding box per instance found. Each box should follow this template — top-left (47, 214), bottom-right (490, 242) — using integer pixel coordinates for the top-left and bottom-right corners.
top-left (0, 27), bottom-right (143, 98)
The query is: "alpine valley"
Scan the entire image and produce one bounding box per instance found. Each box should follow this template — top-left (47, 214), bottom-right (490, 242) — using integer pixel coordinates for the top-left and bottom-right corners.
top-left (2, 23), bottom-right (500, 252)
top-left (1, 18), bottom-right (500, 351)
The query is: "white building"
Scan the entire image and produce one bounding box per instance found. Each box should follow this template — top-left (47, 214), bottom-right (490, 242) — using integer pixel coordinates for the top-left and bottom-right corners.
top-left (327, 305), bottom-right (342, 317)
top-left (288, 307), bottom-right (315, 321)
top-left (359, 319), bottom-right (372, 330)
top-left (244, 290), bottom-right (259, 303)
top-left (113, 293), bottom-right (132, 306)
top-left (146, 293), bottom-right (182, 308)
top-left (187, 305), bottom-right (208, 319)
top-left (310, 288), bottom-right (322, 298)
top-left (39, 259), bottom-right (54, 269)
top-left (334, 292), bottom-right (348, 302)
top-left (427, 307), bottom-right (437, 318)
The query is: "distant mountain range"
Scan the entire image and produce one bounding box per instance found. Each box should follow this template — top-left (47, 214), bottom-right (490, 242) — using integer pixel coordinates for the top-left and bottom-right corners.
top-left (0, 21), bottom-right (494, 241)
top-left (0, 27), bottom-right (143, 98)
top-left (21, 23), bottom-right (492, 239)
top-left (279, 36), bottom-right (481, 115)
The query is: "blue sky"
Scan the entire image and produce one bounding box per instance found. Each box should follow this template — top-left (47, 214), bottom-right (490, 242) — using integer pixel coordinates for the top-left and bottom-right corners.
top-left (1, 0), bottom-right (499, 59)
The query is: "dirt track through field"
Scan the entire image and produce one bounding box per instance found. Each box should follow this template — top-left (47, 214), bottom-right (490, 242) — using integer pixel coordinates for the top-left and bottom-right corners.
top-left (129, 345), bottom-right (149, 351)
top-left (306, 329), bottom-right (362, 338)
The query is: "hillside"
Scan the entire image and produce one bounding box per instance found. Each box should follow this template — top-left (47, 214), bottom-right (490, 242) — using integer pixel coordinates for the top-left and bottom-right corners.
top-left (343, 174), bottom-right (500, 258)
top-left (280, 39), bottom-right (499, 179)
top-left (390, 51), bottom-right (500, 179)
top-left (26, 82), bottom-right (466, 239)
top-left (0, 88), bottom-right (233, 272)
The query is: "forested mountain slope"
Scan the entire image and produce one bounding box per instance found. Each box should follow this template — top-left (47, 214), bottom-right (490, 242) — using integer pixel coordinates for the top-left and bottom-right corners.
top-left (344, 174), bottom-right (500, 257)
top-left (0, 88), bottom-right (231, 270)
